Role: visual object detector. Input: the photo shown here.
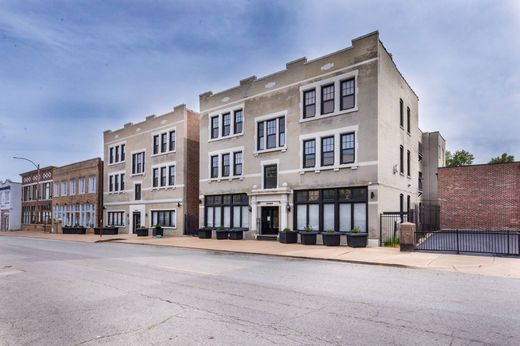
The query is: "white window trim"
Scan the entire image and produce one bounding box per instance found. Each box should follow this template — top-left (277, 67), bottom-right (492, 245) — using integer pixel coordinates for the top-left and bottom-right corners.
top-left (253, 110), bottom-right (288, 155)
top-left (207, 146), bottom-right (245, 182)
top-left (207, 104), bottom-right (245, 142)
top-left (149, 208), bottom-right (177, 228)
top-left (131, 149), bottom-right (147, 176)
top-left (87, 176), bottom-right (97, 194)
top-left (108, 171), bottom-right (126, 194)
top-left (299, 126), bottom-right (359, 173)
top-left (261, 159), bottom-right (280, 190)
top-left (107, 141), bottom-right (127, 166)
top-left (151, 126), bottom-right (177, 157)
top-left (299, 70), bottom-right (359, 123)
top-left (106, 210), bottom-right (126, 226)
top-left (151, 161), bottom-right (177, 190)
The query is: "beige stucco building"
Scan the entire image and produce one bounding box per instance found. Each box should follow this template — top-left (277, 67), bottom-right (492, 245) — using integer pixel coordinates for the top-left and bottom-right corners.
top-left (103, 104), bottom-right (199, 236)
top-left (198, 31), bottom-right (443, 244)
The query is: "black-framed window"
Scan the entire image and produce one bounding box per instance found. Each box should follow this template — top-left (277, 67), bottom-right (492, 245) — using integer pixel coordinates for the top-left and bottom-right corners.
top-left (159, 167), bottom-right (166, 187)
top-left (210, 155), bottom-right (218, 178)
top-left (109, 147), bottom-right (114, 164)
top-left (114, 174), bottom-right (119, 191)
top-left (340, 133), bottom-right (355, 164)
top-left (211, 116), bottom-right (219, 139)
top-left (135, 184), bottom-right (141, 201)
top-left (321, 136), bottom-right (334, 166)
top-left (234, 109), bottom-right (243, 134)
top-left (257, 122), bottom-right (264, 150)
top-left (321, 84), bottom-right (335, 114)
top-left (266, 119), bottom-right (276, 149)
top-left (115, 146), bottom-right (119, 162)
top-left (121, 144), bottom-right (125, 161)
top-left (153, 168), bottom-right (159, 187)
top-left (340, 78), bottom-right (355, 110)
top-left (169, 131), bottom-right (176, 151)
top-left (222, 153), bottom-right (230, 177)
top-left (151, 210), bottom-right (176, 227)
top-left (168, 165), bottom-right (175, 186)
top-left (400, 193), bottom-right (404, 219)
top-left (400, 145), bottom-right (404, 174)
top-left (120, 174), bottom-right (125, 190)
top-left (205, 193), bottom-right (249, 229)
top-left (399, 99), bottom-right (404, 127)
top-left (222, 113), bottom-right (231, 136)
top-left (153, 135), bottom-right (159, 154)
top-left (303, 89), bottom-right (316, 118)
top-left (109, 175), bottom-right (113, 192)
top-left (161, 133), bottom-right (167, 152)
top-left (278, 117), bottom-right (285, 147)
top-left (233, 152), bottom-right (243, 176)
top-left (263, 164), bottom-right (277, 189)
top-left (132, 152), bottom-right (145, 174)
top-left (407, 150), bottom-right (411, 177)
top-left (303, 139), bottom-right (316, 168)
top-left (407, 195), bottom-right (411, 214)
top-left (294, 187), bottom-right (368, 232)
top-left (107, 212), bottom-right (124, 226)
top-left (406, 107), bottom-right (410, 133)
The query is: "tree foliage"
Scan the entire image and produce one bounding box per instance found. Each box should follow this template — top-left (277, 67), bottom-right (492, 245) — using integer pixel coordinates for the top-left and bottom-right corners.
top-left (489, 153), bottom-right (515, 164)
top-left (445, 150), bottom-right (474, 167)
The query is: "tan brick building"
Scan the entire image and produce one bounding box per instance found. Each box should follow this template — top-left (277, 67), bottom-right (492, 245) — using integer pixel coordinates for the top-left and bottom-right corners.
top-left (438, 162), bottom-right (520, 231)
top-left (52, 158), bottom-right (103, 228)
top-left (21, 166), bottom-right (55, 231)
top-left (103, 104), bottom-right (199, 235)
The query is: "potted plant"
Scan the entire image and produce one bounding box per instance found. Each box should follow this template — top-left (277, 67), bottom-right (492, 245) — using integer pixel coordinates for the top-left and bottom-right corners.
top-left (62, 224), bottom-right (87, 234)
top-left (322, 229), bottom-right (341, 246)
top-left (153, 224), bottom-right (163, 237)
top-left (94, 225), bottom-right (119, 235)
top-left (279, 227), bottom-right (298, 244)
top-left (299, 226), bottom-right (318, 245)
top-left (135, 225), bottom-right (149, 237)
top-left (346, 226), bottom-right (368, 248)
top-left (198, 227), bottom-right (212, 239)
top-left (216, 226), bottom-right (229, 240)
top-left (229, 228), bottom-right (245, 240)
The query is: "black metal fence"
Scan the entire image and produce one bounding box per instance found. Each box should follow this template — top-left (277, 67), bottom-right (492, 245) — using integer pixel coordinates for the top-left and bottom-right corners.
top-left (380, 212), bottom-right (408, 246)
top-left (409, 203), bottom-right (440, 232)
top-left (416, 229), bottom-right (520, 256)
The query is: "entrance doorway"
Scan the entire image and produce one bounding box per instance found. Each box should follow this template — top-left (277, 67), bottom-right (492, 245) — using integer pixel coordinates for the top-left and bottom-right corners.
top-left (261, 207), bottom-right (279, 235)
top-left (132, 212), bottom-right (141, 234)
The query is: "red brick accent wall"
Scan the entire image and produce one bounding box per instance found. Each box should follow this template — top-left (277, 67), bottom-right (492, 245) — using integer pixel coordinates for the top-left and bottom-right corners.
top-left (438, 163), bottom-right (520, 231)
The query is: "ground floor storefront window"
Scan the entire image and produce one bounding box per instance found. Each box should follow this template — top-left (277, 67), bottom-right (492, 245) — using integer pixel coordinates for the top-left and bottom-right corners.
top-left (107, 211), bottom-right (124, 226)
top-left (55, 204), bottom-right (96, 227)
top-left (151, 210), bottom-right (176, 227)
top-left (294, 187), bottom-right (368, 232)
top-left (22, 205), bottom-right (52, 224)
top-left (205, 193), bottom-right (249, 229)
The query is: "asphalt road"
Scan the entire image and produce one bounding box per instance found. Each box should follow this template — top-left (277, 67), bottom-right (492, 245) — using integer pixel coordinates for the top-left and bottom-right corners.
top-left (1, 237), bottom-right (519, 345)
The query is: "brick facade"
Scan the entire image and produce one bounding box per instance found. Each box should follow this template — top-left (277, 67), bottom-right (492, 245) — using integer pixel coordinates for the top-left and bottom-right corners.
top-left (438, 162), bottom-right (520, 231)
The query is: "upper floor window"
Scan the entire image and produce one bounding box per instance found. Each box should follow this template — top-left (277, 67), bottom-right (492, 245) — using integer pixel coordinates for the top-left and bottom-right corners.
top-left (211, 116), bottom-right (219, 139)
top-left (153, 135), bottom-right (159, 154)
top-left (132, 152), bottom-right (145, 174)
top-left (321, 137), bottom-right (334, 166)
top-left (222, 113), bottom-right (231, 137)
top-left (53, 183), bottom-right (59, 197)
top-left (211, 155), bottom-right (219, 178)
top-left (88, 176), bottom-right (96, 193)
top-left (263, 164), bottom-right (278, 189)
top-left (169, 166), bottom-right (176, 186)
top-left (109, 173), bottom-right (125, 192)
top-left (222, 153), bottom-right (230, 177)
top-left (340, 133), bottom-right (355, 164)
top-left (160, 167), bottom-right (167, 187)
top-left (169, 131), bottom-right (176, 151)
top-left (135, 183), bottom-right (141, 201)
top-left (153, 168), bottom-right (159, 187)
top-left (161, 133), bottom-right (167, 153)
top-left (153, 130), bottom-right (175, 155)
top-left (233, 152), bottom-right (243, 176)
top-left (406, 107), bottom-right (411, 133)
top-left (407, 150), bottom-right (411, 177)
top-left (399, 99), bottom-right (404, 128)
top-left (400, 145), bottom-right (404, 174)
top-left (303, 139), bottom-right (316, 168)
top-left (78, 178), bottom-right (85, 195)
top-left (257, 116), bottom-right (286, 152)
top-left (303, 89), bottom-right (316, 118)
top-left (42, 183), bottom-right (51, 200)
top-left (340, 78), bottom-right (355, 110)
top-left (234, 110), bottom-right (243, 134)
top-left (61, 181), bottom-right (67, 196)
top-left (109, 144), bottom-right (125, 164)
top-left (321, 84), bottom-right (335, 114)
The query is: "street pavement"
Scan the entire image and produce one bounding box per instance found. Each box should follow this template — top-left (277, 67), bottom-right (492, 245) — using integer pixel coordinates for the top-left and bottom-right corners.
top-left (1, 236), bottom-right (519, 345)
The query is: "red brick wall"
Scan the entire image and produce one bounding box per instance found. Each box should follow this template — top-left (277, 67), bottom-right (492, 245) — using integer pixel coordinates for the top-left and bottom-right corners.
top-left (438, 163), bottom-right (520, 231)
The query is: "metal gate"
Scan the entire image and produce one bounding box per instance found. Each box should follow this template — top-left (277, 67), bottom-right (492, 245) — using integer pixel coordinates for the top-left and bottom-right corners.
top-left (379, 212), bottom-right (408, 246)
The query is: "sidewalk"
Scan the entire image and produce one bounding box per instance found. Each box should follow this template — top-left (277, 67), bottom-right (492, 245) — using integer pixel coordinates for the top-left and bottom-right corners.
top-left (2, 231), bottom-right (520, 279)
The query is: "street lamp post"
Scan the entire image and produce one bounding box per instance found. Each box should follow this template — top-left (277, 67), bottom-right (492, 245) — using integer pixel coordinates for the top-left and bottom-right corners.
top-left (13, 157), bottom-right (43, 231)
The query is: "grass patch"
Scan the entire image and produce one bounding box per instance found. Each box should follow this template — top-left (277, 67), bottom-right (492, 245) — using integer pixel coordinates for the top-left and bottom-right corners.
top-left (384, 236), bottom-right (400, 247)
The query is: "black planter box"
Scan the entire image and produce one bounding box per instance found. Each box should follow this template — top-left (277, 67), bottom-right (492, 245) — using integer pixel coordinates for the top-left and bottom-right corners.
top-left (216, 230), bottom-right (229, 240)
top-left (94, 227), bottom-right (119, 235)
top-left (153, 227), bottom-right (163, 237)
top-left (346, 233), bottom-right (368, 248)
top-left (279, 231), bottom-right (298, 244)
top-left (62, 227), bottom-right (86, 234)
top-left (300, 232), bottom-right (318, 245)
top-left (229, 229), bottom-right (244, 240)
top-left (322, 232), bottom-right (341, 246)
top-left (198, 228), bottom-right (212, 239)
top-left (136, 228), bottom-right (149, 237)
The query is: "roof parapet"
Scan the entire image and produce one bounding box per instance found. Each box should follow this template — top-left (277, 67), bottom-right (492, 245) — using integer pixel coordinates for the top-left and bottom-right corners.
top-left (146, 114), bottom-right (156, 121)
top-left (286, 57), bottom-right (307, 70)
top-left (173, 104), bottom-right (186, 112)
top-left (240, 76), bottom-right (257, 86)
top-left (123, 122), bottom-right (133, 128)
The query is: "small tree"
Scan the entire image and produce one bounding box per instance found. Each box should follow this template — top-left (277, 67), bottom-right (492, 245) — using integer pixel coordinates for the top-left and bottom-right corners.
top-left (489, 153), bottom-right (515, 164)
top-left (446, 150), bottom-right (474, 167)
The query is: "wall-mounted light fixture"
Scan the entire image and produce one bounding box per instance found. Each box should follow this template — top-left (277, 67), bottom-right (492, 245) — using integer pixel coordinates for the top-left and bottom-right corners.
top-left (177, 202), bottom-right (182, 207)
top-left (286, 203), bottom-right (291, 212)
top-left (248, 205), bottom-right (252, 212)
top-left (370, 191), bottom-right (375, 199)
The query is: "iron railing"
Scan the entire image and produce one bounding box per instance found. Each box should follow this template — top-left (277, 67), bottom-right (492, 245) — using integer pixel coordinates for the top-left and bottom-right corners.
top-left (416, 229), bottom-right (520, 256)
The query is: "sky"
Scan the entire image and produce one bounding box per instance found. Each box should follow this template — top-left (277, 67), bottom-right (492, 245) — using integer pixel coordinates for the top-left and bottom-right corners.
top-left (1, 0), bottom-right (519, 181)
